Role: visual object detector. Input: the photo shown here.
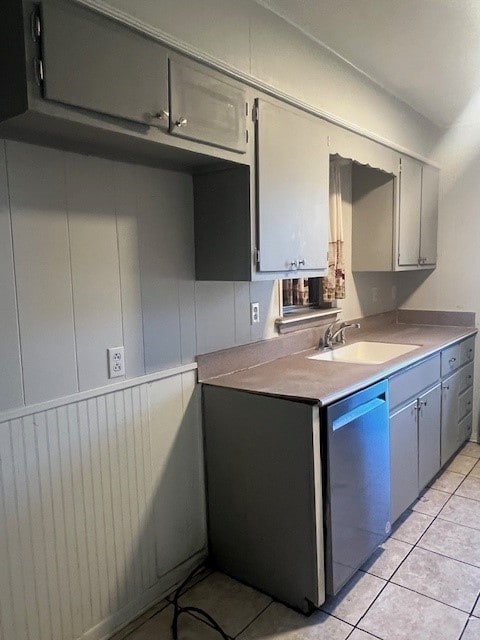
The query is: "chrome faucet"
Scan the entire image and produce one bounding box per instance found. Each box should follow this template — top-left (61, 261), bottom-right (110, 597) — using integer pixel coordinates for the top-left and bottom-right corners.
top-left (319, 320), bottom-right (361, 350)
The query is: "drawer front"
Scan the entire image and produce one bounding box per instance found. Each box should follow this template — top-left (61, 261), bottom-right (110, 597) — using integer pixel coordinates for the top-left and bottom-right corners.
top-left (458, 387), bottom-right (474, 422)
top-left (459, 362), bottom-right (474, 394)
top-left (459, 412), bottom-right (473, 443)
top-left (460, 336), bottom-right (475, 367)
top-left (441, 343), bottom-right (462, 377)
top-left (389, 354), bottom-right (440, 411)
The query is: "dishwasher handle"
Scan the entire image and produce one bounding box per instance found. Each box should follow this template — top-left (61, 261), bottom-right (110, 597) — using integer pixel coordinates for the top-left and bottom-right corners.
top-left (332, 397), bottom-right (386, 431)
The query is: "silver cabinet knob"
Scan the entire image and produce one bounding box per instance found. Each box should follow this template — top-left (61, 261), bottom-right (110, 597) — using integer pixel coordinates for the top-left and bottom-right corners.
top-left (449, 357), bottom-right (456, 364)
top-left (290, 260), bottom-right (298, 269)
top-left (175, 117), bottom-right (188, 128)
top-left (298, 259), bottom-right (306, 267)
top-left (151, 110), bottom-right (169, 120)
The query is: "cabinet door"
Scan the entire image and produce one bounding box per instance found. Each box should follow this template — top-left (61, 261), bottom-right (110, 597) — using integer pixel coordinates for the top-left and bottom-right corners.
top-left (441, 370), bottom-right (461, 465)
top-left (418, 385), bottom-right (441, 490)
top-left (40, 0), bottom-right (168, 127)
top-left (419, 165), bottom-right (439, 266)
top-left (256, 99), bottom-right (329, 273)
top-left (169, 58), bottom-right (247, 153)
top-left (398, 156), bottom-right (422, 267)
top-left (390, 400), bottom-right (419, 522)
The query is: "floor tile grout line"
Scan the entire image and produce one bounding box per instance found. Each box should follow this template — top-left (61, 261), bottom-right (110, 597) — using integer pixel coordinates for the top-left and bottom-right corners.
top-left (436, 513), bottom-right (480, 532)
top-left (415, 541), bottom-right (480, 571)
top-left (233, 600), bottom-right (274, 639)
top-left (469, 591), bottom-right (480, 616)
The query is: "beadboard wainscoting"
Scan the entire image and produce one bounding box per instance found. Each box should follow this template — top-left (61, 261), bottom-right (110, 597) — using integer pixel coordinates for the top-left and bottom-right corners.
top-left (0, 367), bottom-right (206, 640)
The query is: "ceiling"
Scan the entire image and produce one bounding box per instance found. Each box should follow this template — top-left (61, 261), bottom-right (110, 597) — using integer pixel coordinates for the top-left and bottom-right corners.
top-left (255, 0), bottom-right (480, 128)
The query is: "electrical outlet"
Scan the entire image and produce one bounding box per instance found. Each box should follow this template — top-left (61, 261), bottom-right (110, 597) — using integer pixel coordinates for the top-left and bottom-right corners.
top-left (107, 346), bottom-right (125, 378)
top-left (250, 302), bottom-right (260, 324)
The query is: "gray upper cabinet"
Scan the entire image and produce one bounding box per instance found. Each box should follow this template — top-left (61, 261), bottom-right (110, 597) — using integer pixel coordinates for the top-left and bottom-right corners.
top-left (40, 0), bottom-right (169, 128)
top-left (194, 94), bottom-right (329, 281)
top-left (419, 164), bottom-right (439, 266)
top-left (398, 156), bottom-right (422, 267)
top-left (169, 57), bottom-right (247, 153)
top-left (397, 156), bottom-right (439, 270)
top-left (256, 98), bottom-right (328, 273)
top-left (0, 0), bottom-right (249, 169)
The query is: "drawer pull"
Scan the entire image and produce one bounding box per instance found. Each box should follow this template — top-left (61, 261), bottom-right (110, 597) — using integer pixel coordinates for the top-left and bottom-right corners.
top-left (419, 400), bottom-right (427, 407)
top-left (443, 385), bottom-right (450, 391)
top-left (468, 375), bottom-right (472, 380)
top-left (449, 357), bottom-right (457, 364)
top-left (467, 401), bottom-right (472, 407)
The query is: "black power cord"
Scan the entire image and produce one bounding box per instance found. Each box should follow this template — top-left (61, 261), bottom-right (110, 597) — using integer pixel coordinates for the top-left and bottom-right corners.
top-left (171, 562), bottom-right (232, 640)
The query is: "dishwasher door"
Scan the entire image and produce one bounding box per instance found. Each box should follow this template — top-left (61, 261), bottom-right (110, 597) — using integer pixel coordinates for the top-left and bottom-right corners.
top-left (324, 380), bottom-right (390, 595)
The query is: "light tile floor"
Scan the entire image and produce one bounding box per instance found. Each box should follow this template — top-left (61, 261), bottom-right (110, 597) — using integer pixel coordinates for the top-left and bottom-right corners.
top-left (119, 442), bottom-right (480, 640)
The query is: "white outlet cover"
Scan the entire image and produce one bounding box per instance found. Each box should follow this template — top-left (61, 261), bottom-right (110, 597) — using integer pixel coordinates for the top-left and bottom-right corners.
top-left (108, 346), bottom-right (125, 378)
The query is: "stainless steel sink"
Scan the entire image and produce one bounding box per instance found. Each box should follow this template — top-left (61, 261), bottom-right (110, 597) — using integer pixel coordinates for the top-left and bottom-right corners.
top-left (308, 341), bottom-right (420, 365)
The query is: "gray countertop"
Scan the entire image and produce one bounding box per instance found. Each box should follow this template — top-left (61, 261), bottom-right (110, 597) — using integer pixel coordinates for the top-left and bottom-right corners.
top-left (202, 323), bottom-right (477, 405)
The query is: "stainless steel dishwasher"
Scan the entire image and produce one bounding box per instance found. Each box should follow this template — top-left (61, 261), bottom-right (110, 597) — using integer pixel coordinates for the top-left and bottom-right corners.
top-left (323, 379), bottom-right (391, 594)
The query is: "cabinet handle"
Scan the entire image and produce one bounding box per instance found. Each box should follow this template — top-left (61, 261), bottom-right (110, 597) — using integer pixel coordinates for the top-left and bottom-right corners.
top-left (442, 385), bottom-right (450, 391)
top-left (151, 110), bottom-right (169, 121)
top-left (175, 117), bottom-right (188, 128)
top-left (468, 375), bottom-right (472, 380)
top-left (290, 260), bottom-right (298, 269)
top-left (420, 400), bottom-right (427, 407)
top-left (30, 10), bottom-right (41, 42)
top-left (449, 357), bottom-right (456, 364)
top-left (467, 400), bottom-right (472, 407)
top-left (298, 259), bottom-right (306, 267)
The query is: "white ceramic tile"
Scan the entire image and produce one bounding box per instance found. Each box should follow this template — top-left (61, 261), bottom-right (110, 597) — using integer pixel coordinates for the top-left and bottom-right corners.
top-left (321, 571), bottom-right (386, 625)
top-left (390, 510), bottom-right (434, 544)
top-left (412, 487), bottom-right (450, 516)
top-left (461, 442), bottom-right (480, 459)
top-left (418, 517), bottom-right (480, 567)
top-left (126, 605), bottom-right (220, 639)
top-left (348, 630), bottom-right (379, 640)
top-left (438, 495), bottom-right (480, 530)
top-left (447, 454), bottom-right (478, 475)
top-left (391, 547), bottom-right (480, 612)
top-left (430, 470), bottom-right (465, 494)
top-left (470, 460), bottom-right (480, 479)
top-left (456, 475), bottom-right (480, 502)
top-left (461, 617), bottom-right (480, 640)
top-left (361, 537), bottom-right (412, 579)
top-left (359, 583), bottom-right (467, 640)
top-left (473, 598), bottom-right (480, 617)
top-left (238, 602), bottom-right (353, 640)
top-left (177, 572), bottom-right (271, 637)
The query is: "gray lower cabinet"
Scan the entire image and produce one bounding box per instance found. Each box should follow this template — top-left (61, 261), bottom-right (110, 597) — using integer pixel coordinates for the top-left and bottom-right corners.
top-left (390, 399), bottom-right (419, 523)
top-left (389, 381), bottom-right (442, 523)
top-left (418, 384), bottom-right (442, 489)
top-left (203, 386), bottom-right (324, 612)
top-left (389, 335), bottom-right (475, 523)
top-left (441, 370), bottom-right (462, 465)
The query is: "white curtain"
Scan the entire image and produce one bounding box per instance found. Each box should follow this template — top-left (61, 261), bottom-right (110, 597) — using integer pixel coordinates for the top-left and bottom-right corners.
top-left (323, 159), bottom-right (346, 302)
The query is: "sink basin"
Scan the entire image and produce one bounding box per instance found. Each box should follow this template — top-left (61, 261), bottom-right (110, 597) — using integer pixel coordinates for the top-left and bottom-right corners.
top-left (308, 341), bottom-right (420, 365)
